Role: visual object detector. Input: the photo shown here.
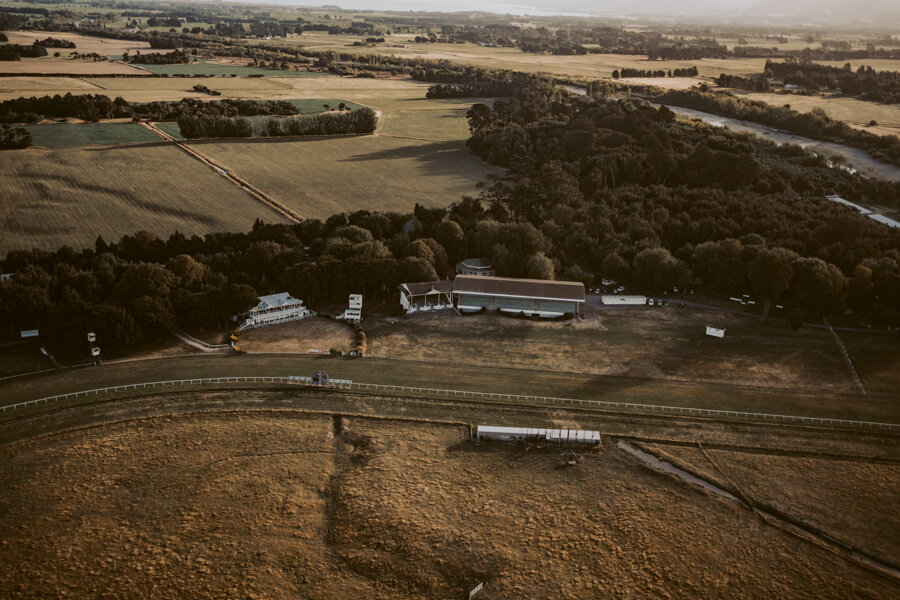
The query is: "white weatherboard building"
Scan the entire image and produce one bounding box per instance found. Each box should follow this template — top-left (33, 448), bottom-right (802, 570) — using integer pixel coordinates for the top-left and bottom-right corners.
top-left (338, 294), bottom-right (363, 324)
top-left (238, 292), bottom-right (313, 330)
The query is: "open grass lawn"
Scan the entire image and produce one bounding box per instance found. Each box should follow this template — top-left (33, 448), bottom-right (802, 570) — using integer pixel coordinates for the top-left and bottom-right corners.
top-left (3, 29), bottom-right (152, 57)
top-left (0, 144), bottom-right (287, 254)
top-left (2, 411), bottom-right (895, 599)
top-left (190, 135), bottom-right (499, 218)
top-left (0, 58), bottom-right (148, 75)
top-left (0, 341), bottom-right (52, 378)
top-left (739, 91), bottom-right (900, 135)
top-left (365, 310), bottom-right (873, 393)
top-left (22, 122), bottom-right (162, 147)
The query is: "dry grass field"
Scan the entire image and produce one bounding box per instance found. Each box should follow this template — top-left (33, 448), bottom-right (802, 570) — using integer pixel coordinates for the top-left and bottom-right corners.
top-left (190, 135), bottom-right (498, 219)
top-left (236, 318), bottom-right (357, 354)
top-left (3, 30), bottom-right (153, 57)
top-left (738, 91), bottom-right (900, 135)
top-left (0, 410), bottom-right (896, 599)
top-left (0, 58), bottom-right (147, 75)
top-left (649, 443), bottom-right (900, 568)
top-left (365, 310), bottom-right (874, 393)
top-left (0, 145), bottom-right (287, 253)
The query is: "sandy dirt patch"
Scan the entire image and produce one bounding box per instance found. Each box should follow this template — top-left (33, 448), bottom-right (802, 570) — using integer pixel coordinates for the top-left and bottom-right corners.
top-left (236, 317), bottom-right (356, 354)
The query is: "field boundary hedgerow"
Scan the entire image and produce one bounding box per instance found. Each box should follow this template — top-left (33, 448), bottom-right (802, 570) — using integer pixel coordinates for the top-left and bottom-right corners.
top-left (3, 376), bottom-right (898, 432)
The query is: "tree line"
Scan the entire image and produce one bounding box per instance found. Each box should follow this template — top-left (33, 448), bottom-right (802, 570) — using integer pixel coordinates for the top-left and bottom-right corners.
top-left (764, 59), bottom-right (900, 104)
top-left (175, 107), bottom-right (377, 139)
top-left (125, 49), bottom-right (191, 65)
top-left (655, 88), bottom-right (900, 168)
top-left (613, 67), bottom-right (698, 79)
top-left (0, 94), bottom-right (299, 123)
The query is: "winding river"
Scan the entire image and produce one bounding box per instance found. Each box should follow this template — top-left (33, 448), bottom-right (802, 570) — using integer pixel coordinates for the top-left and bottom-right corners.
top-left (560, 85), bottom-right (900, 182)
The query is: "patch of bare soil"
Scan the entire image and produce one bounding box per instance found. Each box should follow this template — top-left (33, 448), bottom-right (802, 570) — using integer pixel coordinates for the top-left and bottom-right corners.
top-left (1, 412), bottom-right (895, 599)
top-left (236, 317), bottom-right (356, 354)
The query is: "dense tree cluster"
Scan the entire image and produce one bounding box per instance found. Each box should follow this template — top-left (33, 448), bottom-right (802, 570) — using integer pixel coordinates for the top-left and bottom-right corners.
top-left (126, 49), bottom-right (191, 65)
top-left (764, 59), bottom-right (900, 104)
top-left (656, 88), bottom-right (900, 167)
top-left (0, 42), bottom-right (48, 61)
top-left (716, 73), bottom-right (772, 92)
top-left (175, 108), bottom-right (378, 139)
top-left (0, 94), bottom-right (298, 123)
top-left (34, 36), bottom-right (75, 48)
top-left (613, 67), bottom-right (698, 78)
top-left (464, 92), bottom-right (900, 324)
top-left (0, 124), bottom-right (31, 149)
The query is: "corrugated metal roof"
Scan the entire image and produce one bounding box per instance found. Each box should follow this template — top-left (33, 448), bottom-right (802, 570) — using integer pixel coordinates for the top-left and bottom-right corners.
top-left (256, 292), bottom-right (303, 309)
top-left (402, 280), bottom-right (453, 296)
top-left (477, 425), bottom-right (601, 443)
top-left (457, 257), bottom-right (493, 270)
top-left (454, 275), bottom-right (584, 302)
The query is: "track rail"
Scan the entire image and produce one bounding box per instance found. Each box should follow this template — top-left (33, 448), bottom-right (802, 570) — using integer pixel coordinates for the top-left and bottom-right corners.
top-left (2, 377), bottom-right (897, 431)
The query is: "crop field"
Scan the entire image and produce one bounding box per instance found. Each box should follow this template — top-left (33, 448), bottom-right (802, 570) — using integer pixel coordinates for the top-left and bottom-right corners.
top-left (21, 122), bottom-right (162, 147)
top-left (190, 135), bottom-right (499, 218)
top-left (0, 58), bottom-right (148, 75)
top-left (2, 29), bottom-right (153, 56)
top-left (364, 310), bottom-right (889, 393)
top-left (0, 407), bottom-right (896, 599)
top-left (0, 144), bottom-right (287, 254)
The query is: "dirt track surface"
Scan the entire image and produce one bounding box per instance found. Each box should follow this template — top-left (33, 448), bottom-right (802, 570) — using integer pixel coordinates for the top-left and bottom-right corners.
top-left (0, 407), bottom-right (897, 599)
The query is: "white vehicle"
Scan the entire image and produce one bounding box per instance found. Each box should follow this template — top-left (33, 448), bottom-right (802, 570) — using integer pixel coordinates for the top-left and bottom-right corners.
top-left (648, 299), bottom-right (655, 306)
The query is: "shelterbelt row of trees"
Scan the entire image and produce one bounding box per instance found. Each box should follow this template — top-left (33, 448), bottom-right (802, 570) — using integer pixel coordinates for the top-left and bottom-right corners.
top-left (0, 94), bottom-right (300, 123)
top-left (175, 108), bottom-right (377, 139)
top-left (654, 88), bottom-right (900, 167)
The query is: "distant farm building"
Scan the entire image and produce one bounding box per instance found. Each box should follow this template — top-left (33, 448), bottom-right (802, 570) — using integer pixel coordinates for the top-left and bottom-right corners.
top-left (399, 275), bottom-right (584, 318)
top-left (456, 258), bottom-right (495, 277)
top-left (238, 292), bottom-right (313, 330)
top-left (477, 426), bottom-right (601, 445)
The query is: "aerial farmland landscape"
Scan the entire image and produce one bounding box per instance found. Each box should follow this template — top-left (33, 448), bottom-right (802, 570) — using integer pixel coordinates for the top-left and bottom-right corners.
top-left (0, 0), bottom-right (899, 598)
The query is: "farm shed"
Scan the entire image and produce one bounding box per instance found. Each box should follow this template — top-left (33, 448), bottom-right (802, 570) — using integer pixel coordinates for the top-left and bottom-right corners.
top-left (477, 426), bottom-right (601, 445)
top-left (456, 257), bottom-right (495, 277)
top-left (453, 275), bottom-right (584, 317)
top-left (238, 292), bottom-right (313, 330)
top-left (399, 275), bottom-right (585, 318)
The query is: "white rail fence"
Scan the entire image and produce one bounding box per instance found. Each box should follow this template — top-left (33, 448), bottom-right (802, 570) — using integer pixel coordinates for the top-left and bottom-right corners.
top-left (1, 376), bottom-right (897, 431)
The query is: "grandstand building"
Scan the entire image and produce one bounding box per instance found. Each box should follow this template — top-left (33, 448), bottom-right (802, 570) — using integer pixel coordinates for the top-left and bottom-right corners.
top-left (399, 275), bottom-right (584, 318)
top-left (238, 292), bottom-right (313, 330)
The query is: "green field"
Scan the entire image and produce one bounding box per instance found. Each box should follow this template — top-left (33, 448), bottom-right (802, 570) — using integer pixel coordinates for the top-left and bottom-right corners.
top-left (137, 61), bottom-right (333, 77)
top-left (0, 145), bottom-right (287, 254)
top-left (191, 135), bottom-right (498, 218)
top-left (22, 122), bottom-right (162, 147)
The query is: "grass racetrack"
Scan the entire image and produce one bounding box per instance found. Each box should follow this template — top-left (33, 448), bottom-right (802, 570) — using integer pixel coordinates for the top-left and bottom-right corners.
top-left (1, 353), bottom-right (898, 424)
top-left (0, 144), bottom-right (287, 254)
